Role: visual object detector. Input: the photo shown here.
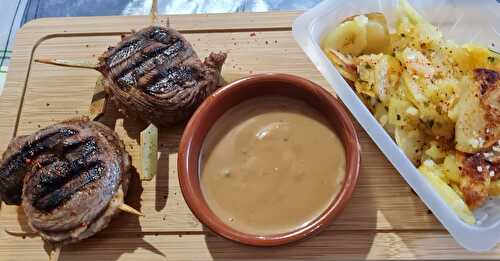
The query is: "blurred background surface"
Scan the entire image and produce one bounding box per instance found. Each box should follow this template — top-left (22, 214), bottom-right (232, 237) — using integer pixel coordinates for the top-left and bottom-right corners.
top-left (0, 0), bottom-right (322, 91)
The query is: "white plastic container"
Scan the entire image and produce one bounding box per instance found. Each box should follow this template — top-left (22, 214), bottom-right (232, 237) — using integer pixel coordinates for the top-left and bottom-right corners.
top-left (292, 0), bottom-right (500, 252)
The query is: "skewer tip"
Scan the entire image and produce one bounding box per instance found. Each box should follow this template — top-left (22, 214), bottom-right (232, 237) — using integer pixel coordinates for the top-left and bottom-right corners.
top-left (119, 204), bottom-right (145, 217)
top-left (34, 58), bottom-right (53, 64)
top-left (34, 58), bottom-right (98, 70)
top-left (49, 246), bottom-right (61, 261)
top-left (4, 229), bottom-right (38, 237)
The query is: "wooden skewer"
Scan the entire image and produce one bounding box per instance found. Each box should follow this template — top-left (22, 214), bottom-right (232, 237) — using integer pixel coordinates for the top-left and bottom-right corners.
top-left (150, 0), bottom-right (158, 25)
top-left (4, 229), bottom-right (38, 237)
top-left (34, 58), bottom-right (98, 70)
top-left (49, 245), bottom-right (61, 261)
top-left (119, 203), bottom-right (145, 217)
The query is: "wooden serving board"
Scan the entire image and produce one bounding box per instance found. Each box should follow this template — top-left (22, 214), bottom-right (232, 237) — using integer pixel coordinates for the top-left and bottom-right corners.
top-left (0, 12), bottom-right (498, 260)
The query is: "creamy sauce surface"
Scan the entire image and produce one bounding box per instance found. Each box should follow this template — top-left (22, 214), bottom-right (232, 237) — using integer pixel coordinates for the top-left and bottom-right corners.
top-left (200, 96), bottom-right (346, 235)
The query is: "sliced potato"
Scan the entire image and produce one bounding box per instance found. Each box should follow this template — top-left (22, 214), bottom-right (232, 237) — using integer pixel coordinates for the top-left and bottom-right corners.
top-left (398, 47), bottom-right (435, 78)
top-left (424, 141), bottom-right (448, 162)
top-left (373, 102), bottom-right (388, 123)
top-left (387, 97), bottom-right (418, 127)
top-left (477, 69), bottom-right (500, 146)
top-left (322, 15), bottom-right (368, 56)
top-left (419, 161), bottom-right (475, 224)
top-left (423, 78), bottom-right (460, 113)
top-left (453, 78), bottom-right (485, 153)
top-left (402, 72), bottom-right (428, 106)
top-left (451, 183), bottom-right (465, 199)
top-left (429, 117), bottom-right (455, 141)
top-left (401, 72), bottom-right (455, 140)
top-left (454, 44), bottom-right (500, 73)
top-left (396, 0), bottom-right (425, 25)
top-left (324, 48), bottom-right (357, 82)
top-left (322, 12), bottom-right (391, 57)
top-left (457, 153), bottom-right (491, 209)
top-left (395, 126), bottom-right (426, 164)
top-left (364, 13), bottom-right (391, 54)
top-left (442, 153), bottom-right (461, 184)
top-left (455, 70), bottom-right (500, 153)
top-left (356, 54), bottom-right (402, 103)
top-left (396, 0), bottom-right (442, 44)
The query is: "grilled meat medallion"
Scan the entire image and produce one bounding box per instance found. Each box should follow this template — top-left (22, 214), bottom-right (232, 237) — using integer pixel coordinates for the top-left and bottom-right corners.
top-left (97, 26), bottom-right (227, 126)
top-left (0, 117), bottom-right (130, 244)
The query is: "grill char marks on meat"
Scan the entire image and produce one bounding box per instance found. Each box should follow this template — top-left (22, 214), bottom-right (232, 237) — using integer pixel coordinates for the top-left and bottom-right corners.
top-left (97, 26), bottom-right (227, 126)
top-left (0, 117), bottom-right (131, 244)
top-left (0, 128), bottom-right (78, 205)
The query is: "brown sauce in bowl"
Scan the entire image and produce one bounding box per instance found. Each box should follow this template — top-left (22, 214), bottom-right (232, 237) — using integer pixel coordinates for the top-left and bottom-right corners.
top-left (200, 96), bottom-right (346, 235)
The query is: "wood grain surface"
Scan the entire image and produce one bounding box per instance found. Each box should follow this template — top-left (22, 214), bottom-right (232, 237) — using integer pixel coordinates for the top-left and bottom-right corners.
top-left (0, 11), bottom-right (496, 260)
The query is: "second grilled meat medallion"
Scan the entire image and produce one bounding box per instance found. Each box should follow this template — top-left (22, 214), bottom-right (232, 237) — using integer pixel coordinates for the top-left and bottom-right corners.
top-left (0, 117), bottom-right (131, 245)
top-left (97, 26), bottom-right (227, 126)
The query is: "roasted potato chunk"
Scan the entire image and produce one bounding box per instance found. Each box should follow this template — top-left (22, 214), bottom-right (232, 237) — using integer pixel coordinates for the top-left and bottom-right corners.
top-left (458, 153), bottom-right (491, 209)
top-left (419, 160), bottom-right (475, 224)
top-left (455, 69), bottom-right (499, 153)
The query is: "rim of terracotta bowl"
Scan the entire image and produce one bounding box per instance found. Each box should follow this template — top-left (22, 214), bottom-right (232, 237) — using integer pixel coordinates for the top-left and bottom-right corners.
top-left (178, 73), bottom-right (361, 246)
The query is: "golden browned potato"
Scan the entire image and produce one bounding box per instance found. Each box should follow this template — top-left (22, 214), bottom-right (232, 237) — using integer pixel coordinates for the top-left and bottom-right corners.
top-left (418, 160), bottom-right (475, 224)
top-left (454, 69), bottom-right (500, 153)
top-left (458, 152), bottom-right (492, 209)
top-left (442, 153), bottom-right (461, 184)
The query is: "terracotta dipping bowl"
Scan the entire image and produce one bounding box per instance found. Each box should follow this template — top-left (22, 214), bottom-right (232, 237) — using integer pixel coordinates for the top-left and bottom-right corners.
top-left (178, 73), bottom-right (360, 246)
